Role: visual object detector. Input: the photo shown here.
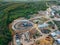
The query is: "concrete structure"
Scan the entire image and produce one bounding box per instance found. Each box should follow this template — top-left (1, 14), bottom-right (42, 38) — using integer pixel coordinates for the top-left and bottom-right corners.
top-left (12, 19), bottom-right (34, 33)
top-left (16, 39), bottom-right (21, 45)
top-left (38, 23), bottom-right (49, 29)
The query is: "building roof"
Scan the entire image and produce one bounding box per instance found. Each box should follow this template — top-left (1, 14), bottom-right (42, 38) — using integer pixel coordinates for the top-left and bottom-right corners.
top-left (56, 39), bottom-right (60, 43)
top-left (55, 30), bottom-right (60, 35)
top-left (38, 23), bottom-right (49, 28)
top-left (50, 30), bottom-right (60, 40)
top-left (50, 32), bottom-right (56, 37)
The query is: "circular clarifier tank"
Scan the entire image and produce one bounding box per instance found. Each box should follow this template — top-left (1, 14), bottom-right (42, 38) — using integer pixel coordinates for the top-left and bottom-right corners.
top-left (12, 20), bottom-right (34, 32)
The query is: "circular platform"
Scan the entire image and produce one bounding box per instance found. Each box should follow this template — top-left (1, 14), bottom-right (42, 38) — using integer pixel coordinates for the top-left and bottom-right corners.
top-left (12, 20), bottom-right (34, 32)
